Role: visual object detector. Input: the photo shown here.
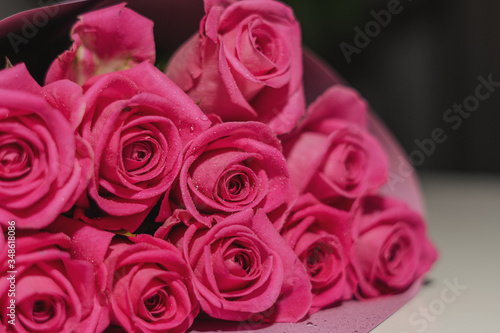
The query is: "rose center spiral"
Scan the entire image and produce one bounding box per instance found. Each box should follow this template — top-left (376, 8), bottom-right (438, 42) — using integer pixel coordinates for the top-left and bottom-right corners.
top-left (388, 243), bottom-right (401, 263)
top-left (144, 291), bottom-right (168, 318)
top-left (217, 170), bottom-right (253, 203)
top-left (323, 142), bottom-right (367, 190)
top-left (251, 26), bottom-right (275, 62)
top-left (343, 147), bottom-right (365, 183)
top-left (300, 235), bottom-right (344, 288)
top-left (234, 252), bottom-right (251, 273)
top-left (306, 245), bottom-right (325, 278)
top-left (0, 141), bottom-right (31, 180)
top-left (32, 298), bottom-right (55, 324)
top-left (228, 176), bottom-right (243, 195)
top-left (122, 141), bottom-right (152, 172)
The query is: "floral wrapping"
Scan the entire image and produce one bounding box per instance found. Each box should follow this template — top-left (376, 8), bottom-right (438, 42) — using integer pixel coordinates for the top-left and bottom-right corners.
top-left (0, 1), bottom-right (437, 332)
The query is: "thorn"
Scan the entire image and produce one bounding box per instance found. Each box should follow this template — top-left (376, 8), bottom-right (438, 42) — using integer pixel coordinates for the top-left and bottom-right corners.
top-left (114, 229), bottom-right (137, 237)
top-left (5, 57), bottom-right (13, 69)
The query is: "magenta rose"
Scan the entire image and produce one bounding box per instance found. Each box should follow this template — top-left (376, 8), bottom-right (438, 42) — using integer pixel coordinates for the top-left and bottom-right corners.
top-left (172, 121), bottom-right (290, 227)
top-left (157, 209), bottom-right (312, 322)
top-left (283, 85), bottom-right (388, 202)
top-left (74, 62), bottom-right (211, 232)
top-left (166, 0), bottom-right (304, 135)
top-left (99, 234), bottom-right (200, 333)
top-left (0, 227), bottom-right (107, 332)
top-left (350, 195), bottom-right (438, 298)
top-left (281, 194), bottom-right (353, 314)
top-left (0, 64), bottom-right (92, 229)
top-left (46, 3), bottom-right (155, 85)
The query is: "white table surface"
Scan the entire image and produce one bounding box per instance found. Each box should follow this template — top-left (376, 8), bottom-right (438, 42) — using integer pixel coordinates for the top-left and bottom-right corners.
top-left (372, 172), bottom-right (500, 333)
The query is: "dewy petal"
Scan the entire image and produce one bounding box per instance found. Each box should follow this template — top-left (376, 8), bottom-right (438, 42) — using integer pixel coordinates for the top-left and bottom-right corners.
top-left (0, 63), bottom-right (41, 94)
top-left (87, 62), bottom-right (212, 146)
top-left (46, 216), bottom-right (115, 269)
top-left (62, 136), bottom-right (94, 213)
top-left (189, 149), bottom-right (262, 209)
top-left (42, 79), bottom-right (86, 131)
top-left (95, 106), bottom-right (180, 196)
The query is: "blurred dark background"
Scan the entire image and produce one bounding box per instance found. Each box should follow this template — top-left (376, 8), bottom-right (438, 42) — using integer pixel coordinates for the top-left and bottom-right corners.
top-left (1, 0), bottom-right (499, 173)
top-left (281, 0), bottom-right (500, 173)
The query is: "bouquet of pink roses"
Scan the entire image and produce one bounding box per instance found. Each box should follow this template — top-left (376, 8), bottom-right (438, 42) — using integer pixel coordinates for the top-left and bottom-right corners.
top-left (0, 1), bottom-right (437, 332)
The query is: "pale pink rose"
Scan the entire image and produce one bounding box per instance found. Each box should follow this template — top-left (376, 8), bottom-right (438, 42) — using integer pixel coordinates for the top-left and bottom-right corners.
top-left (281, 194), bottom-right (353, 314)
top-left (283, 85), bottom-right (388, 202)
top-left (350, 195), bottom-right (438, 298)
top-left (74, 62), bottom-right (211, 232)
top-left (0, 64), bottom-right (92, 229)
top-left (100, 234), bottom-right (200, 333)
top-left (166, 0), bottom-right (304, 135)
top-left (172, 121), bottom-right (290, 227)
top-left (46, 3), bottom-right (155, 85)
top-left (0, 228), bottom-right (108, 332)
top-left (157, 209), bottom-right (312, 323)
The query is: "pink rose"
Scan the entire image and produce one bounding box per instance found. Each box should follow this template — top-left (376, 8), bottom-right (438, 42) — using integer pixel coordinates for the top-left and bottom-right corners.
top-left (75, 62), bottom-right (211, 232)
top-left (283, 85), bottom-right (388, 202)
top-left (100, 234), bottom-right (199, 333)
top-left (350, 195), bottom-right (438, 298)
top-left (0, 228), bottom-right (107, 332)
top-left (0, 64), bottom-right (91, 229)
top-left (281, 194), bottom-right (353, 314)
top-left (46, 3), bottom-right (155, 85)
top-left (172, 121), bottom-right (290, 227)
top-left (157, 209), bottom-right (312, 323)
top-left (166, 0), bottom-right (304, 135)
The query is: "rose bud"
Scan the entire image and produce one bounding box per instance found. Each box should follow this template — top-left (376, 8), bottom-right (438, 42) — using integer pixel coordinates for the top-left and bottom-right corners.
top-left (46, 3), bottom-right (156, 85)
